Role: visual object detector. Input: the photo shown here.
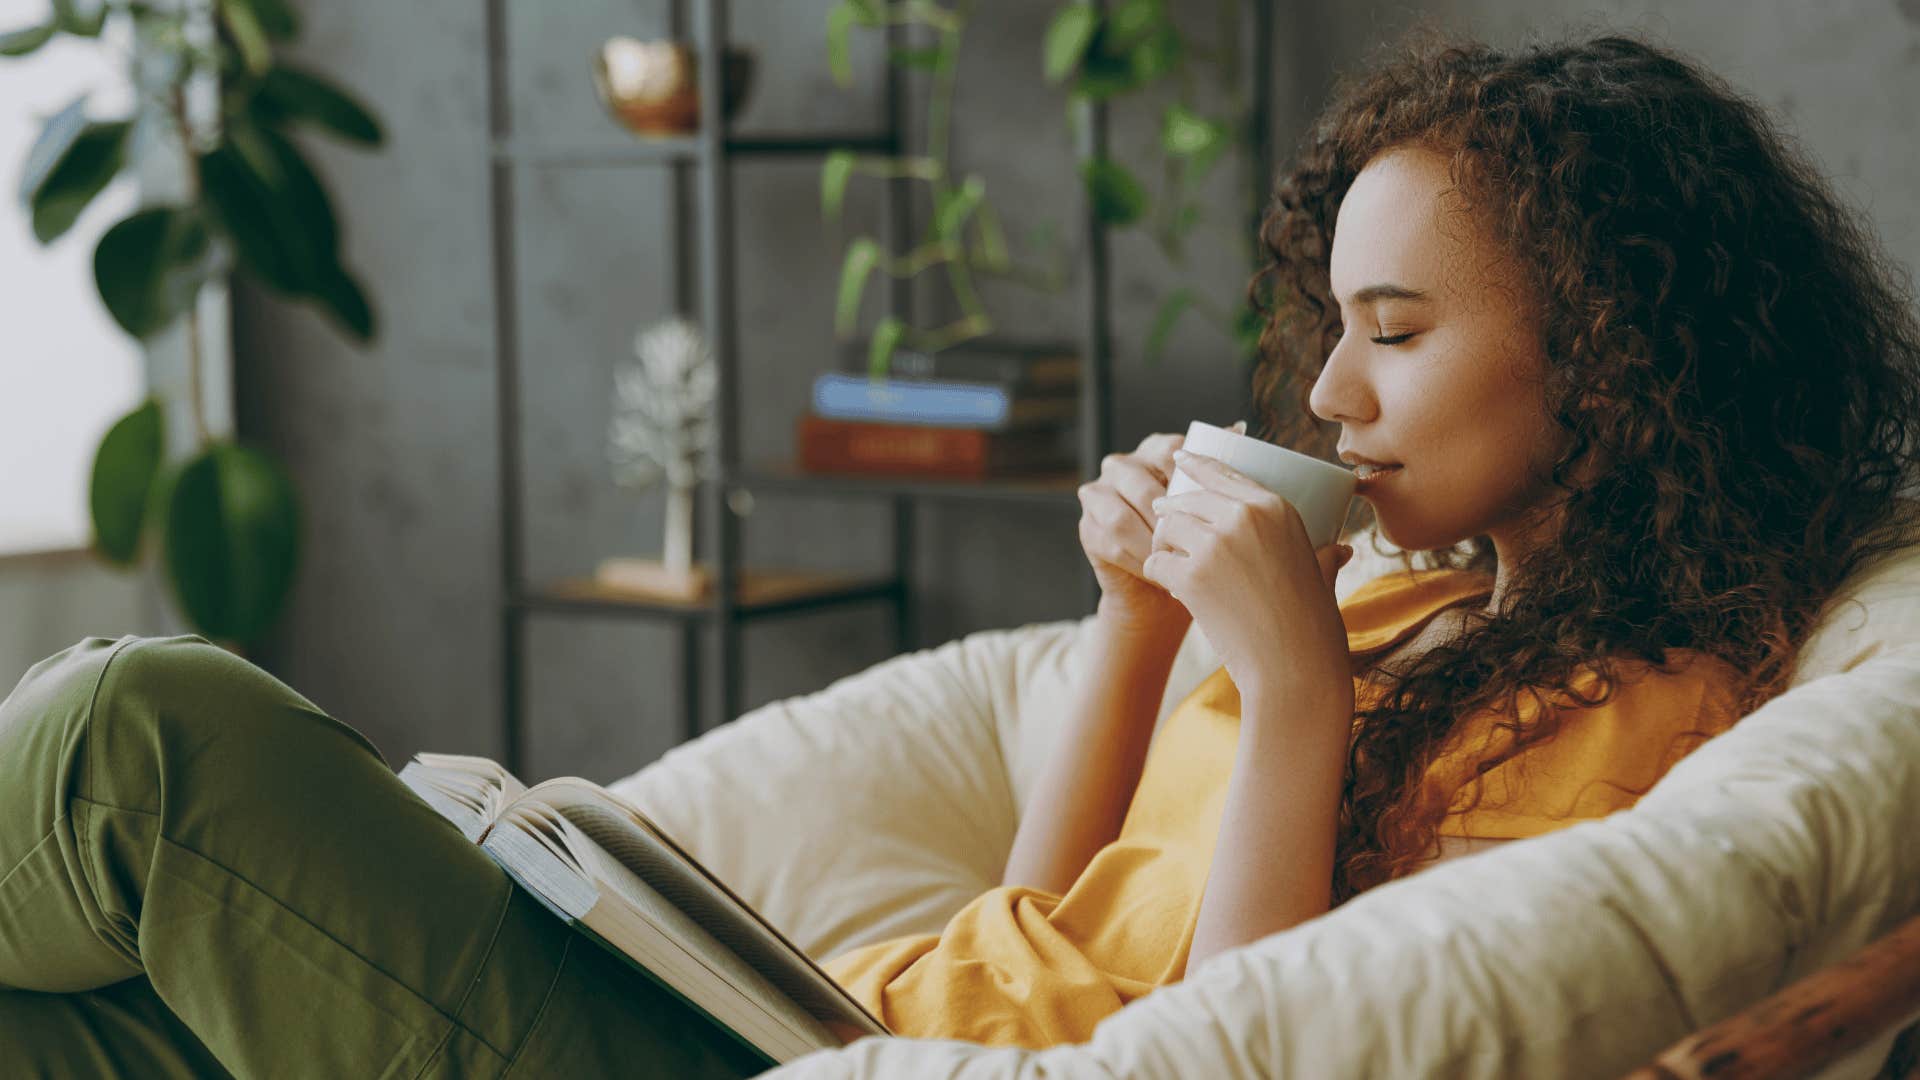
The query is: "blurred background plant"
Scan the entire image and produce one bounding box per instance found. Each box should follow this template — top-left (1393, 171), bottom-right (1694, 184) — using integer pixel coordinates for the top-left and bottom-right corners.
top-left (818, 0), bottom-right (1267, 377)
top-left (1043, 0), bottom-right (1268, 364)
top-left (4, 0), bottom-right (383, 652)
top-left (821, 0), bottom-right (1070, 377)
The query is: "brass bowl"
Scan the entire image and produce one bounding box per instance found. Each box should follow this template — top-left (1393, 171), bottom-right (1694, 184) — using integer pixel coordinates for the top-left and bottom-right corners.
top-left (592, 37), bottom-right (756, 138)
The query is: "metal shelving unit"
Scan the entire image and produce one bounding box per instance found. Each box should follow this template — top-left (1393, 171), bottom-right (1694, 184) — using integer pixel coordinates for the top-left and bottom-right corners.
top-left (482, 0), bottom-right (1154, 777)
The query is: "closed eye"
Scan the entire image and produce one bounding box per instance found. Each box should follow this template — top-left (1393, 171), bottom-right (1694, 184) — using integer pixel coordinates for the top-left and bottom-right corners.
top-left (1332, 326), bottom-right (1417, 347)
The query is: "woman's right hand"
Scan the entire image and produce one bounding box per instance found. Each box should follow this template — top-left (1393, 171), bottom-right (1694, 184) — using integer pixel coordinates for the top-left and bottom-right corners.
top-left (1077, 428), bottom-right (1212, 638)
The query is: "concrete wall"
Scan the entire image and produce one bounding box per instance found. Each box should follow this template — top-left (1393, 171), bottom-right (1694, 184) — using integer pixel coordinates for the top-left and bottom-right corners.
top-left (226, 0), bottom-right (1917, 780)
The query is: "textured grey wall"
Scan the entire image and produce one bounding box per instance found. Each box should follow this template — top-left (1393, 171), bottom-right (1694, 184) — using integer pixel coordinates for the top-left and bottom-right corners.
top-left (230, 0), bottom-right (1917, 781)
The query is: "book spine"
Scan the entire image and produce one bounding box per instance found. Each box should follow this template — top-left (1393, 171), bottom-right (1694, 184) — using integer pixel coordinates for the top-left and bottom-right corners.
top-left (797, 416), bottom-right (1071, 478)
top-left (812, 373), bottom-right (1007, 427)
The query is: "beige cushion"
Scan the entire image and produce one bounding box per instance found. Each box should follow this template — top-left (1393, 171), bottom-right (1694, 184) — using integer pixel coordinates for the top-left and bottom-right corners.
top-left (609, 522), bottom-right (1920, 1078)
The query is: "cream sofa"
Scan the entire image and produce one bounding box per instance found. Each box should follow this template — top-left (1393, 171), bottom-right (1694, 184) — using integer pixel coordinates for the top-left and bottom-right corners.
top-left (608, 525), bottom-right (1920, 1079)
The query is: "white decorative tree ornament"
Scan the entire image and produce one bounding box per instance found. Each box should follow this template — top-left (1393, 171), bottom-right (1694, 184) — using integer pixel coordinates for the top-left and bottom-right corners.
top-left (603, 315), bottom-right (718, 598)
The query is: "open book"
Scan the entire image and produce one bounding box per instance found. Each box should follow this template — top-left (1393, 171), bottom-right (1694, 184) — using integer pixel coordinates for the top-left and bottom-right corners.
top-left (396, 752), bottom-right (892, 1068)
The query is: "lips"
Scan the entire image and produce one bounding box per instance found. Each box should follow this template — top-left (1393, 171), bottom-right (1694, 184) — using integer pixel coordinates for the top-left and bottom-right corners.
top-left (1353, 464), bottom-right (1402, 488)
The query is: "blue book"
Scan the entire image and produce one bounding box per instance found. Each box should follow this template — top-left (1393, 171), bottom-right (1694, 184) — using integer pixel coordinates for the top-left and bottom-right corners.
top-left (812, 372), bottom-right (1077, 430)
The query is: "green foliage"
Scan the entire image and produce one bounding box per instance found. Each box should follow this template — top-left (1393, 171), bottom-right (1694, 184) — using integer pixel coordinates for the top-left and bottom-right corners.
top-left (51, 0), bottom-right (107, 37)
top-left (823, 2), bottom-right (1064, 372)
top-left (94, 206), bottom-right (214, 338)
top-left (1048, 0), bottom-right (1261, 365)
top-left (0, 23), bottom-right (56, 56)
top-left (3, 0), bottom-right (385, 646)
top-left (161, 443), bottom-right (302, 646)
top-left (20, 102), bottom-right (130, 243)
top-left (1043, 4), bottom-right (1097, 83)
top-left (90, 399), bottom-right (166, 566)
top-left (867, 314), bottom-right (907, 375)
top-left (826, 2), bottom-right (856, 88)
top-left (820, 149), bottom-right (855, 222)
top-left (835, 237), bottom-right (880, 337)
top-left (1080, 158), bottom-right (1145, 226)
top-left (249, 66), bottom-right (383, 146)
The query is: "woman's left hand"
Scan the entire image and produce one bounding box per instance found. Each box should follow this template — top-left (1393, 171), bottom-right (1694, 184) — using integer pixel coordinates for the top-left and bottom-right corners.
top-left (1144, 447), bottom-right (1356, 712)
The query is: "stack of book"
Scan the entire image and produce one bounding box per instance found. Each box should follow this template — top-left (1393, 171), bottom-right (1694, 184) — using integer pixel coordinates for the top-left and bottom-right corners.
top-left (797, 341), bottom-right (1082, 480)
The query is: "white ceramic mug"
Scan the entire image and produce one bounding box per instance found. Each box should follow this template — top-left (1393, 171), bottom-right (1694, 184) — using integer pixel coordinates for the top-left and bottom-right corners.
top-left (1164, 419), bottom-right (1357, 547)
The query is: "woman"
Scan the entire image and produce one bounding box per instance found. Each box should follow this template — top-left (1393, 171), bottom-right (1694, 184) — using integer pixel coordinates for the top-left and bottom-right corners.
top-left (822, 27), bottom-right (1920, 1048)
top-left (4, 28), bottom-right (1918, 1078)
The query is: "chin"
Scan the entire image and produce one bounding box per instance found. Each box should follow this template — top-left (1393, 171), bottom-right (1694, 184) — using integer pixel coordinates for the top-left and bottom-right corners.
top-left (1368, 507), bottom-right (1474, 556)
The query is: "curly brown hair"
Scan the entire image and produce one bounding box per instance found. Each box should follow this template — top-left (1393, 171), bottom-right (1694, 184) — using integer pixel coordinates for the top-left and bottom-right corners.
top-left (1246, 27), bottom-right (1920, 901)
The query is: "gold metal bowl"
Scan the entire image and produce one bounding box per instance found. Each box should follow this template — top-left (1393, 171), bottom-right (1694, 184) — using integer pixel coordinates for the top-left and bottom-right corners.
top-left (591, 37), bottom-right (756, 138)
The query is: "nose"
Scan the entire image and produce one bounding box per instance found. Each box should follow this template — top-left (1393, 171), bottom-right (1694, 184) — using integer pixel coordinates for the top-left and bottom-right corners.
top-left (1308, 336), bottom-right (1371, 425)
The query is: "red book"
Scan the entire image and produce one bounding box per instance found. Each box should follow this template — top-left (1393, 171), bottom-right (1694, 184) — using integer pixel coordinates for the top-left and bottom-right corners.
top-left (796, 414), bottom-right (1076, 479)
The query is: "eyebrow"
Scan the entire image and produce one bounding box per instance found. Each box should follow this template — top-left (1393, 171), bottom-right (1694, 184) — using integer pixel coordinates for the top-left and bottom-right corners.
top-left (1340, 283), bottom-right (1433, 307)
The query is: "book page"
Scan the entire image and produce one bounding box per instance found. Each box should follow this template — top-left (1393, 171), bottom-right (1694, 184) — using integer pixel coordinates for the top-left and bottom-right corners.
top-left (527, 779), bottom-right (889, 1036)
top-left (397, 753), bottom-right (528, 843)
top-left (538, 810), bottom-right (835, 1052)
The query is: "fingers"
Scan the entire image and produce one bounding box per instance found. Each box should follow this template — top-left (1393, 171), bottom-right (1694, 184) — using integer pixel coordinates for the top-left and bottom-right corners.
top-left (1172, 448), bottom-right (1279, 507)
top-left (1079, 484), bottom-right (1157, 574)
top-left (1134, 432), bottom-right (1186, 477)
top-left (1098, 451), bottom-right (1172, 524)
top-left (1316, 542), bottom-right (1355, 590)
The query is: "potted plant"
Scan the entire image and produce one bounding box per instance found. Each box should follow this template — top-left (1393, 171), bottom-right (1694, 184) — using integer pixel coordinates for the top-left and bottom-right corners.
top-left (4, 0), bottom-right (384, 653)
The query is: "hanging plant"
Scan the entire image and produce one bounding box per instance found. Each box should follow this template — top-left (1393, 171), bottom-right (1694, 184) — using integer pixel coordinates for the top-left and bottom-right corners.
top-left (1044, 0), bottom-right (1267, 365)
top-left (822, 0), bottom-right (1069, 376)
top-left (6, 0), bottom-right (385, 651)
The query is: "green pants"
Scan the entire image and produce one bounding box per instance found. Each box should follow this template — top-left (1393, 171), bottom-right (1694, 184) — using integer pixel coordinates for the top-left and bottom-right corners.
top-left (0, 634), bottom-right (775, 1079)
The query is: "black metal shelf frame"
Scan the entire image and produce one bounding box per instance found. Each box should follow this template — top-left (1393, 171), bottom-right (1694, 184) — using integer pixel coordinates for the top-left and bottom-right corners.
top-left (481, 0), bottom-right (1219, 777)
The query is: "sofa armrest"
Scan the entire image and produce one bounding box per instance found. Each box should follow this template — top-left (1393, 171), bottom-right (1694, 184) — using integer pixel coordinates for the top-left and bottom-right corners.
top-left (606, 618), bottom-right (1079, 963)
top-left (766, 644), bottom-right (1920, 1079)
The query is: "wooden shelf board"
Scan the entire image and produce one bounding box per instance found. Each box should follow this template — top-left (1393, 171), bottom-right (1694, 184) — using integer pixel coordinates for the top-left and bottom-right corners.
top-left (731, 459), bottom-right (1083, 504)
top-left (524, 567), bottom-right (897, 616)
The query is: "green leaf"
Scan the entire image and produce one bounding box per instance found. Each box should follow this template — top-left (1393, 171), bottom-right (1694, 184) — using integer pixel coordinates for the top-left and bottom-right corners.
top-left (1106, 0), bottom-right (1162, 51)
top-left (1146, 287), bottom-right (1194, 365)
top-left (888, 46), bottom-right (943, 71)
top-left (933, 175), bottom-right (984, 244)
top-left (845, 0), bottom-right (886, 26)
top-left (51, 0), bottom-right (106, 36)
top-left (218, 0), bottom-right (272, 76)
top-left (826, 2), bottom-right (855, 88)
top-left (821, 149), bottom-right (855, 222)
top-left (1161, 103), bottom-right (1223, 158)
top-left (19, 96), bottom-right (89, 206)
top-left (1080, 158), bottom-right (1146, 227)
top-left (200, 125), bottom-right (339, 295)
top-left (28, 120), bottom-right (131, 244)
top-left (313, 263), bottom-right (374, 342)
top-left (867, 314), bottom-right (906, 377)
top-left (232, 0), bottom-right (299, 40)
top-left (89, 398), bottom-right (165, 566)
top-left (94, 206), bottom-right (213, 338)
top-left (161, 442), bottom-right (302, 646)
top-left (1128, 25), bottom-right (1180, 83)
top-left (252, 66), bottom-right (384, 147)
top-left (971, 198), bottom-right (1009, 269)
top-left (0, 22), bottom-right (57, 56)
top-left (1043, 4), bottom-right (1097, 84)
top-left (1071, 34), bottom-right (1138, 100)
top-left (835, 237), bottom-right (881, 336)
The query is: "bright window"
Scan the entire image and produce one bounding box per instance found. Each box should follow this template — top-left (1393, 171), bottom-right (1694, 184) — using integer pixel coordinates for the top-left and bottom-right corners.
top-left (0, 0), bottom-right (142, 556)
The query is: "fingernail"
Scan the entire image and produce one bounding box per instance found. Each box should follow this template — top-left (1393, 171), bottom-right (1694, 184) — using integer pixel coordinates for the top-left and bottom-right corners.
top-left (1173, 449), bottom-right (1191, 460)
top-left (1151, 497), bottom-right (1166, 511)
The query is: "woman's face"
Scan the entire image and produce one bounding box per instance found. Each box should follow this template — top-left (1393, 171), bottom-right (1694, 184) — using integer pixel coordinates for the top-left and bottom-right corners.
top-left (1308, 145), bottom-right (1569, 556)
